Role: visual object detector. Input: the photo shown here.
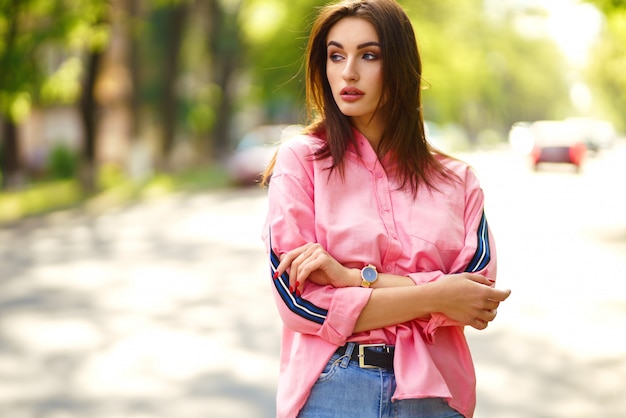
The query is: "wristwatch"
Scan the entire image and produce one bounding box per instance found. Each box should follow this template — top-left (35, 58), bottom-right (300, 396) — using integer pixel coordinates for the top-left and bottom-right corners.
top-left (360, 264), bottom-right (379, 288)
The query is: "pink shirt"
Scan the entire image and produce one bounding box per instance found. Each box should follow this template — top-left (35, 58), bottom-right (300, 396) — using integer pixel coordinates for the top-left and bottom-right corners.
top-left (262, 130), bottom-right (497, 418)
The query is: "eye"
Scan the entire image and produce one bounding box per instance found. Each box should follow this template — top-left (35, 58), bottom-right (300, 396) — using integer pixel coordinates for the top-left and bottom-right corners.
top-left (329, 53), bottom-right (344, 62)
top-left (363, 52), bottom-right (379, 61)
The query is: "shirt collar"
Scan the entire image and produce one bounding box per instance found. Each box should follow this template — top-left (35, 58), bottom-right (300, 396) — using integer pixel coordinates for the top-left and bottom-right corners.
top-left (351, 128), bottom-right (379, 169)
top-left (351, 128), bottom-right (396, 173)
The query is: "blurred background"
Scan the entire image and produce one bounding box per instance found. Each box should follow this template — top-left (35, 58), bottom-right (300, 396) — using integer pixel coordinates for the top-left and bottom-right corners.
top-left (1, 0), bottom-right (625, 417)
top-left (0, 0), bottom-right (624, 205)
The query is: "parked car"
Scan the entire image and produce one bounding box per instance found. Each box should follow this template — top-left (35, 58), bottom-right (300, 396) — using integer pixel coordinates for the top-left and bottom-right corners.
top-left (508, 121), bottom-right (534, 155)
top-left (226, 124), bottom-right (302, 185)
top-left (528, 120), bottom-right (587, 172)
top-left (565, 117), bottom-right (616, 153)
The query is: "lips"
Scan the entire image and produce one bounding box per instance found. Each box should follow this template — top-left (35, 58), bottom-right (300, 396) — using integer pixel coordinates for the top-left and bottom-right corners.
top-left (339, 86), bottom-right (365, 102)
top-left (340, 86), bottom-right (365, 96)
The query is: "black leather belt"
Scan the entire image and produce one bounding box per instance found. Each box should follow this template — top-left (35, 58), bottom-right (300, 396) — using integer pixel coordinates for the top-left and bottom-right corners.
top-left (336, 343), bottom-right (395, 369)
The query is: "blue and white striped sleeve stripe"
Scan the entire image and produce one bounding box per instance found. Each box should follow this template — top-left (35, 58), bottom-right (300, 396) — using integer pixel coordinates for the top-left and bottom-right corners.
top-left (465, 211), bottom-right (491, 273)
top-left (270, 247), bottom-right (328, 325)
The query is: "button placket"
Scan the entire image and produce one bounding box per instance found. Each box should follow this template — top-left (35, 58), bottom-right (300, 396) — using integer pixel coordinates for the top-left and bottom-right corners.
top-left (373, 166), bottom-right (400, 275)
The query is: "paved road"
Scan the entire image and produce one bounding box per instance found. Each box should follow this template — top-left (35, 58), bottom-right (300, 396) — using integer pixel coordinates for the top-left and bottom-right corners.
top-left (0, 143), bottom-right (625, 418)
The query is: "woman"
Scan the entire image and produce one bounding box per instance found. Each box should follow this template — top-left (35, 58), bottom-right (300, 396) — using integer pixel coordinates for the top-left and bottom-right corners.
top-left (262, 0), bottom-right (511, 417)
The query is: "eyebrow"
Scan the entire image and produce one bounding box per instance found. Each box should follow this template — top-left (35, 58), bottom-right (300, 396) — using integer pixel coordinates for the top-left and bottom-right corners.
top-left (327, 40), bottom-right (381, 49)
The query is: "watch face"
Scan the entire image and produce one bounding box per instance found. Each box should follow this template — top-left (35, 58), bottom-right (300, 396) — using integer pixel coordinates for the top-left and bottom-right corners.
top-left (362, 266), bottom-right (377, 282)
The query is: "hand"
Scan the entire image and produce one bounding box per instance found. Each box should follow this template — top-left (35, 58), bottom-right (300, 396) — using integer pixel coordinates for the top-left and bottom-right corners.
top-left (433, 273), bottom-right (511, 330)
top-left (275, 243), bottom-right (357, 295)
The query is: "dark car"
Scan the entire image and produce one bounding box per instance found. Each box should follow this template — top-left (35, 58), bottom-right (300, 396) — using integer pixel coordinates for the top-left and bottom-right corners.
top-left (528, 120), bottom-right (587, 172)
top-left (226, 124), bottom-right (302, 185)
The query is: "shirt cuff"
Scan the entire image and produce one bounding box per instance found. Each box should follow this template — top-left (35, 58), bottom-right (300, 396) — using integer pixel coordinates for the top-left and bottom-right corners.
top-left (319, 286), bottom-right (372, 346)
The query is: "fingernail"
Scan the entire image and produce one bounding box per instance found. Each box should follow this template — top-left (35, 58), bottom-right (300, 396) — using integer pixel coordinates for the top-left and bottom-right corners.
top-left (296, 289), bottom-right (301, 297)
top-left (273, 271), bottom-right (279, 279)
top-left (295, 281), bottom-right (300, 287)
top-left (289, 286), bottom-right (293, 293)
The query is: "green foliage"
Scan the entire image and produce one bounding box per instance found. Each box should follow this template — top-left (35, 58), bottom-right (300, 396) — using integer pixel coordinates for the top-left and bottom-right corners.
top-left (40, 57), bottom-right (83, 104)
top-left (0, 163), bottom-right (231, 224)
top-left (97, 162), bottom-right (127, 190)
top-left (405, 0), bottom-right (570, 135)
top-left (0, 0), bottom-right (111, 123)
top-left (0, 180), bottom-right (82, 223)
top-left (241, 0), bottom-right (573, 136)
top-left (241, 0), bottom-right (321, 122)
top-left (47, 144), bottom-right (78, 179)
top-left (584, 4), bottom-right (626, 131)
top-left (586, 0), bottom-right (626, 12)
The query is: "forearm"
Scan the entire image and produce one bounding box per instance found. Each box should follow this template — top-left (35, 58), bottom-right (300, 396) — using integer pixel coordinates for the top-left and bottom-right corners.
top-left (345, 268), bottom-right (416, 288)
top-left (353, 283), bottom-right (438, 333)
top-left (354, 273), bottom-right (511, 333)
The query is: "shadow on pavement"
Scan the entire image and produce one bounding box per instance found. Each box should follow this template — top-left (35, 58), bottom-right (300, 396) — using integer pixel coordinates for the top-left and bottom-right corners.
top-left (0, 189), bottom-right (279, 418)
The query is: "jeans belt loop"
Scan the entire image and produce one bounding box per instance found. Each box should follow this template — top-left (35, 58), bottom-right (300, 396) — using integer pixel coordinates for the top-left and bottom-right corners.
top-left (340, 342), bottom-right (356, 368)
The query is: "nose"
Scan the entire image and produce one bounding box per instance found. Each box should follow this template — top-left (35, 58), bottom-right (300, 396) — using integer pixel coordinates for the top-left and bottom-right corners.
top-left (341, 57), bottom-right (359, 81)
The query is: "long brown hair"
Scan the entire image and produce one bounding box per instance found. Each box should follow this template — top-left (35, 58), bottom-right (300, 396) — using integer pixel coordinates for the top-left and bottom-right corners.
top-left (263, 0), bottom-right (457, 194)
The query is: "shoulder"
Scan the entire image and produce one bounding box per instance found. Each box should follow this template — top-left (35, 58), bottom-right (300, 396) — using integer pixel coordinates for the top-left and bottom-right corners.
top-left (275, 133), bottom-right (325, 169)
top-left (273, 133), bottom-right (325, 181)
top-left (277, 133), bottom-right (324, 158)
top-left (435, 153), bottom-right (482, 190)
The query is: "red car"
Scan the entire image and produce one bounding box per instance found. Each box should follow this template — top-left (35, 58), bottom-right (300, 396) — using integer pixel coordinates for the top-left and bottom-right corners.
top-left (527, 120), bottom-right (587, 172)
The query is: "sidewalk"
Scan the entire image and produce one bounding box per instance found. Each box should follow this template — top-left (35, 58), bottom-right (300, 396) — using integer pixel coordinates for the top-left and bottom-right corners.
top-left (0, 189), bottom-right (279, 418)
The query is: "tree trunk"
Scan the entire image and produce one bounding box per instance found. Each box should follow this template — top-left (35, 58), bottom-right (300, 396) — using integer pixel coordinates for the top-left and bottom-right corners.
top-left (79, 49), bottom-right (103, 192)
top-left (128, 0), bottom-right (142, 141)
top-left (207, 0), bottom-right (242, 160)
top-left (0, 118), bottom-right (21, 189)
top-left (159, 2), bottom-right (188, 169)
top-left (0, 0), bottom-right (22, 190)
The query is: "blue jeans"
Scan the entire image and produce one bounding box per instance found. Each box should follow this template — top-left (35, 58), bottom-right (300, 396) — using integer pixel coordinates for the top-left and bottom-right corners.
top-left (298, 343), bottom-right (464, 418)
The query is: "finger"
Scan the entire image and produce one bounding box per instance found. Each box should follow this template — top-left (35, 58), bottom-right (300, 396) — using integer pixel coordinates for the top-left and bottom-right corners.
top-left (274, 244), bottom-right (313, 288)
top-left (489, 288), bottom-right (512, 302)
top-left (484, 300), bottom-right (500, 311)
top-left (481, 308), bottom-right (497, 322)
top-left (294, 254), bottom-right (326, 294)
top-left (471, 318), bottom-right (488, 330)
top-left (290, 250), bottom-right (319, 292)
top-left (465, 274), bottom-right (492, 286)
top-left (276, 244), bottom-right (312, 273)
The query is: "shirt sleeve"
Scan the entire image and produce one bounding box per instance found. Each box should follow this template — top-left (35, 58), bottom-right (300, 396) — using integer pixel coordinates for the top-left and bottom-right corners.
top-left (262, 138), bottom-right (371, 347)
top-left (408, 166), bottom-right (497, 342)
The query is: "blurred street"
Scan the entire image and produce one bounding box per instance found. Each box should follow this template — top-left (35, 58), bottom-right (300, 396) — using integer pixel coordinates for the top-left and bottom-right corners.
top-left (1, 143), bottom-right (625, 418)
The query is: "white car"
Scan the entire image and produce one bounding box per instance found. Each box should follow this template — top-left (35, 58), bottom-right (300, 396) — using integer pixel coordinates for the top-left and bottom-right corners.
top-left (226, 124), bottom-right (302, 185)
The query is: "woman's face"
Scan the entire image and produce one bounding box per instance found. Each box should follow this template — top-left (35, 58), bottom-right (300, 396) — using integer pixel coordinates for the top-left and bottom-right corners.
top-left (326, 17), bottom-right (384, 131)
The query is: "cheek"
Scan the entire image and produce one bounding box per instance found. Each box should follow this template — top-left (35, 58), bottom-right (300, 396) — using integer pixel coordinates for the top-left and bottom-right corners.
top-left (326, 68), bottom-right (341, 89)
top-left (368, 71), bottom-right (384, 99)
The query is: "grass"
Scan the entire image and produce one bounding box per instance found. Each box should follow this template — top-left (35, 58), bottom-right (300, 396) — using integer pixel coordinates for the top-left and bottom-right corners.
top-left (0, 164), bottom-right (232, 225)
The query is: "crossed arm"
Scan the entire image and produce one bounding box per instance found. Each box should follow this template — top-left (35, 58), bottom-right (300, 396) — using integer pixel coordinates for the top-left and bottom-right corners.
top-left (273, 242), bottom-right (511, 332)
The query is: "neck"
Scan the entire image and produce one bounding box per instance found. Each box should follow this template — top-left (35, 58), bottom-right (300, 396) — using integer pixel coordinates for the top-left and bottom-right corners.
top-left (351, 114), bottom-right (385, 149)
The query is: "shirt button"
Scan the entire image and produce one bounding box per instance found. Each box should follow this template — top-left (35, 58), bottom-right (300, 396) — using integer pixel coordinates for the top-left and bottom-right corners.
top-left (385, 265), bottom-right (393, 272)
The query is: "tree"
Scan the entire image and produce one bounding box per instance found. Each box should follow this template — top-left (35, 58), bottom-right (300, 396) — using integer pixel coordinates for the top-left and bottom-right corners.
top-left (241, 0), bottom-right (573, 144)
top-left (241, 0), bottom-right (322, 125)
top-left (584, 0), bottom-right (626, 131)
top-left (206, 0), bottom-right (244, 159)
top-left (0, 0), bottom-right (45, 188)
top-left (77, 0), bottom-right (110, 191)
top-left (406, 0), bottom-right (570, 139)
top-left (0, 0), bottom-right (112, 190)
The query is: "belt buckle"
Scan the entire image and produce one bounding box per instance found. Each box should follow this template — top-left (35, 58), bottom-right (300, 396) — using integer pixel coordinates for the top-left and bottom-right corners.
top-left (358, 343), bottom-right (386, 369)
